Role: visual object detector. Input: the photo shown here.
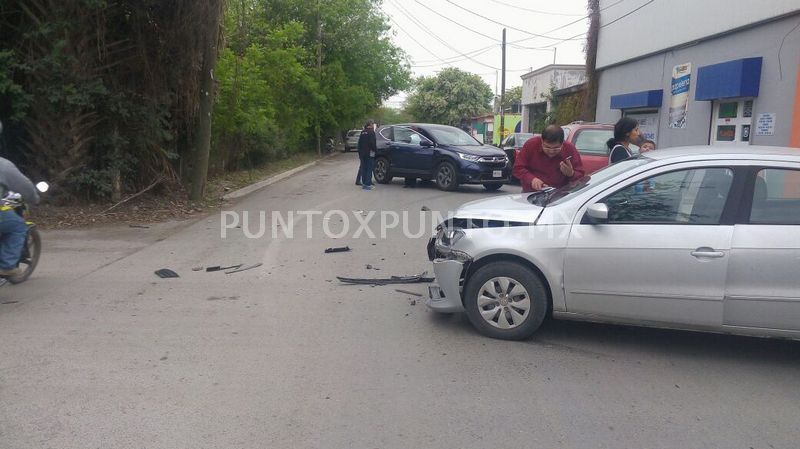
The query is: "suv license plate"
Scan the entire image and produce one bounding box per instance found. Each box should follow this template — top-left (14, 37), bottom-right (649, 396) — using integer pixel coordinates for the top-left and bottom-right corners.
top-left (493, 170), bottom-right (502, 178)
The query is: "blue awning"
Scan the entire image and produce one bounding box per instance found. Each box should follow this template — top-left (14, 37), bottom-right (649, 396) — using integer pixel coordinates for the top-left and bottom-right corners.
top-left (695, 57), bottom-right (762, 101)
top-left (610, 90), bottom-right (663, 109)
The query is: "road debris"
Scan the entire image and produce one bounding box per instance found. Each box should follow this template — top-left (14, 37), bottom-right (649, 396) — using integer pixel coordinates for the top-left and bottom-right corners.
top-left (395, 289), bottom-right (423, 297)
top-left (325, 246), bottom-right (351, 253)
top-left (154, 268), bottom-right (179, 278)
top-left (337, 272), bottom-right (435, 285)
top-left (206, 264), bottom-right (242, 272)
top-left (421, 205), bottom-right (431, 211)
top-left (192, 266), bottom-right (204, 271)
top-left (225, 262), bottom-right (263, 274)
top-left (129, 224), bottom-right (150, 229)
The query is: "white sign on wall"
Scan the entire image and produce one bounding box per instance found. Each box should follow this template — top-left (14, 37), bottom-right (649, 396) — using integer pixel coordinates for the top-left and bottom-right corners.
top-left (755, 113), bottom-right (776, 136)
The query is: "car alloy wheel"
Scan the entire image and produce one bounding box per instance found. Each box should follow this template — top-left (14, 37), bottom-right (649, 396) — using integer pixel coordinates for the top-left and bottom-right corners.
top-left (436, 161), bottom-right (458, 191)
top-left (374, 158), bottom-right (392, 184)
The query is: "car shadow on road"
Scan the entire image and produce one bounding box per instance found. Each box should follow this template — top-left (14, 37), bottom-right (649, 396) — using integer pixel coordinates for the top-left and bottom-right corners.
top-left (380, 179), bottom-right (514, 195)
top-left (428, 312), bottom-right (800, 365)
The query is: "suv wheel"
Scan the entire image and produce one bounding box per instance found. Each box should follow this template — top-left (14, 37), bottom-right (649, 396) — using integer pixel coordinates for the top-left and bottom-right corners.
top-left (435, 161), bottom-right (459, 191)
top-left (374, 157), bottom-right (393, 184)
top-left (464, 261), bottom-right (548, 340)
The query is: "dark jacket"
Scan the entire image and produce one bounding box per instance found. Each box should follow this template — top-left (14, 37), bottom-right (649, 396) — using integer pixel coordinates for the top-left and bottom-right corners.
top-left (357, 128), bottom-right (377, 158)
top-left (608, 144), bottom-right (632, 164)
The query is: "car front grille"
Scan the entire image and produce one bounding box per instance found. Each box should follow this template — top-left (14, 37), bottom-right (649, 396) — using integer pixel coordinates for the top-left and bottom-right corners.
top-left (478, 156), bottom-right (508, 168)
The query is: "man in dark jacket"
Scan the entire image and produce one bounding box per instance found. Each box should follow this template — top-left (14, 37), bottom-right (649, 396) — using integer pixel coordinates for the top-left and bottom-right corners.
top-left (356, 119), bottom-right (377, 190)
top-left (512, 125), bottom-right (585, 192)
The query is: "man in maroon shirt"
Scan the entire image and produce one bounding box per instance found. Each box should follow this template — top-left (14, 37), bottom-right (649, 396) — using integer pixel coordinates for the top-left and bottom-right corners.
top-left (512, 124), bottom-right (585, 192)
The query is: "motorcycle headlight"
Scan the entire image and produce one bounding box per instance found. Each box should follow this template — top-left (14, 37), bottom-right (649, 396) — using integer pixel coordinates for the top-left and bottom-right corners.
top-left (458, 153), bottom-right (481, 162)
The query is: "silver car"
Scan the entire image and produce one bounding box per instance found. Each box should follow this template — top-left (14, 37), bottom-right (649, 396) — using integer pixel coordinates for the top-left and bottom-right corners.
top-left (427, 146), bottom-right (800, 340)
top-left (345, 129), bottom-right (361, 152)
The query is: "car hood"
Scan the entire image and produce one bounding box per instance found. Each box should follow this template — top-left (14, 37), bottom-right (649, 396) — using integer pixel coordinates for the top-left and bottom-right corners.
top-left (444, 144), bottom-right (506, 157)
top-left (450, 193), bottom-right (543, 224)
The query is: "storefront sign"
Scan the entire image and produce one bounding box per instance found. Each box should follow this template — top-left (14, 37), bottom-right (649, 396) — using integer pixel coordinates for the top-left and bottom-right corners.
top-left (668, 63), bottom-right (692, 129)
top-left (755, 113), bottom-right (775, 136)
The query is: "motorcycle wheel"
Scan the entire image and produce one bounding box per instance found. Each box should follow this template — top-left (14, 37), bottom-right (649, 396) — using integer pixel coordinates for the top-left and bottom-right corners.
top-left (9, 226), bottom-right (41, 284)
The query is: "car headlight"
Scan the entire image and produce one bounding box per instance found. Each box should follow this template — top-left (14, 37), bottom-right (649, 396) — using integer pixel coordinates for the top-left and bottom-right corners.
top-left (458, 153), bottom-right (481, 162)
top-left (434, 227), bottom-right (471, 262)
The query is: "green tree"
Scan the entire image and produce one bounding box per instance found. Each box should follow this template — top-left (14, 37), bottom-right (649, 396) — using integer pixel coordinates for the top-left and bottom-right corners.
top-left (405, 68), bottom-right (492, 126)
top-left (502, 85), bottom-right (522, 111)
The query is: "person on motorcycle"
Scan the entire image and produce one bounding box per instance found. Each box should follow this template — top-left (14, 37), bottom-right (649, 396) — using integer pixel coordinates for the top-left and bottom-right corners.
top-left (0, 120), bottom-right (40, 277)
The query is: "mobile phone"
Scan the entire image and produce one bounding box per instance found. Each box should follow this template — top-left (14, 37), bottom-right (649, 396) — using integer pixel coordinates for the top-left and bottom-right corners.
top-left (563, 155), bottom-right (573, 162)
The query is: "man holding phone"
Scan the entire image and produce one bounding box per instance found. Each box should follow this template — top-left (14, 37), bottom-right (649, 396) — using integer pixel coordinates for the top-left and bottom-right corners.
top-left (512, 124), bottom-right (585, 192)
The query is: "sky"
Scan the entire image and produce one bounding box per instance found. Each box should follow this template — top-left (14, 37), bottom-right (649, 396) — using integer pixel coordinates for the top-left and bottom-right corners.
top-left (380, 0), bottom-right (594, 108)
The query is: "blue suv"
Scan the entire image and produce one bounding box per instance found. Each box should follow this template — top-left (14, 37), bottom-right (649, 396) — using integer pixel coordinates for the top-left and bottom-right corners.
top-left (373, 123), bottom-right (511, 191)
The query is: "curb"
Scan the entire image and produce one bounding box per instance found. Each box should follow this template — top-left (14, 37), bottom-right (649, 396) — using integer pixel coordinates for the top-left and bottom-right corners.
top-left (222, 152), bottom-right (338, 200)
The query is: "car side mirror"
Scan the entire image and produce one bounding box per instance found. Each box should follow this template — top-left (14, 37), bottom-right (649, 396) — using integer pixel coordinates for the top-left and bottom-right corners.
top-left (420, 140), bottom-right (433, 148)
top-left (587, 203), bottom-right (609, 223)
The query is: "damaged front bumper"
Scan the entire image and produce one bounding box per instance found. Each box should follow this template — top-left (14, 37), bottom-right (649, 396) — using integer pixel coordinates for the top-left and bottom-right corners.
top-left (426, 237), bottom-right (470, 313)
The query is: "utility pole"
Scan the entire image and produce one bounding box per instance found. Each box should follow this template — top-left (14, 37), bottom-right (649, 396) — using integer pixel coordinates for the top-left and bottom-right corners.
top-left (553, 47), bottom-right (557, 65)
top-left (500, 28), bottom-right (506, 145)
top-left (316, 0), bottom-right (322, 156)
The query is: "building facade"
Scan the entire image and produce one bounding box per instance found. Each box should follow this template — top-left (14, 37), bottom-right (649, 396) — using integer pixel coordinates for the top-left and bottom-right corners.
top-left (594, 0), bottom-right (800, 149)
top-left (520, 64), bottom-right (586, 133)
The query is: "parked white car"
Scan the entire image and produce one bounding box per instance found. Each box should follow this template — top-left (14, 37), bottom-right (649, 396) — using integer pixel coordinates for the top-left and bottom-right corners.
top-left (427, 146), bottom-right (800, 341)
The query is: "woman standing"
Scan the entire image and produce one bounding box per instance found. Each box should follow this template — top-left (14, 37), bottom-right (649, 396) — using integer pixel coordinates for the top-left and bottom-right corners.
top-left (607, 117), bottom-right (641, 164)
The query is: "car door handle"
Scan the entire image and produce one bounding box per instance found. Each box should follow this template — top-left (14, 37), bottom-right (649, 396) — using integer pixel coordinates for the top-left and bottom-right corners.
top-left (691, 248), bottom-right (725, 259)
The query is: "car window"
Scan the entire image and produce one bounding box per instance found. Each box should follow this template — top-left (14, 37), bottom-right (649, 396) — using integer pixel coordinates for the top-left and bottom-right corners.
top-left (546, 157), bottom-right (653, 206)
top-left (426, 126), bottom-right (481, 146)
top-left (603, 167), bottom-right (734, 224)
top-left (517, 134), bottom-right (533, 147)
top-left (573, 129), bottom-right (613, 156)
top-left (750, 168), bottom-right (800, 225)
top-left (504, 136), bottom-right (514, 147)
top-left (393, 126), bottom-right (431, 145)
top-left (378, 126), bottom-right (392, 141)
top-left (347, 130), bottom-right (360, 137)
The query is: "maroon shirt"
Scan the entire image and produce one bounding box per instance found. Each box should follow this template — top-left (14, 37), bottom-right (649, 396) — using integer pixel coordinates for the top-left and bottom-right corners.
top-left (512, 136), bottom-right (585, 192)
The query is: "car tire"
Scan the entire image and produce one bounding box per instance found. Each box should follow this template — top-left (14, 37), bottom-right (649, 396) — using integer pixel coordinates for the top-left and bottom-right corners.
top-left (435, 160), bottom-right (459, 191)
top-left (482, 183), bottom-right (502, 192)
top-left (464, 261), bottom-right (548, 340)
top-left (374, 157), bottom-right (393, 184)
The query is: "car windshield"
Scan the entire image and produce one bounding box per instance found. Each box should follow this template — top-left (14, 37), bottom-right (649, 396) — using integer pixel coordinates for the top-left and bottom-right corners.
top-left (516, 134), bottom-right (534, 146)
top-left (528, 157), bottom-right (653, 206)
top-left (426, 125), bottom-right (482, 146)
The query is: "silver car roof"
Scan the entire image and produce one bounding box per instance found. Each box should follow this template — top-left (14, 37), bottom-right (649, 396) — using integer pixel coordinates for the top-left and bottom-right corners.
top-left (646, 145), bottom-right (800, 162)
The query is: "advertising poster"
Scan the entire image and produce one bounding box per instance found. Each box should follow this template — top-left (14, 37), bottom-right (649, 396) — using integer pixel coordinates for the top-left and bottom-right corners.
top-left (668, 63), bottom-right (692, 129)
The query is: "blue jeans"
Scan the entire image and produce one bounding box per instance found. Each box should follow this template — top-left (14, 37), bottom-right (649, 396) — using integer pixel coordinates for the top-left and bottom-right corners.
top-left (359, 155), bottom-right (374, 186)
top-left (0, 210), bottom-right (27, 269)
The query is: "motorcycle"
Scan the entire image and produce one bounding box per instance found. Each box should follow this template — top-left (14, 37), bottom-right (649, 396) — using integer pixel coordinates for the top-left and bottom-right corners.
top-left (0, 181), bottom-right (49, 287)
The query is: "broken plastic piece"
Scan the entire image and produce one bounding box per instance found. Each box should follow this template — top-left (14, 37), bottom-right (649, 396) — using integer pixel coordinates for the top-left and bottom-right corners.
top-left (206, 264), bottom-right (242, 272)
top-left (225, 263), bottom-right (263, 274)
top-left (396, 289), bottom-right (423, 297)
top-left (325, 246), bottom-right (351, 253)
top-left (337, 272), bottom-right (435, 285)
top-left (155, 269), bottom-right (179, 278)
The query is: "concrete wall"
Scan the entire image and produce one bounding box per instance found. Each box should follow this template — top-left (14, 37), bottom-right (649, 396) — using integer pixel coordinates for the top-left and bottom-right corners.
top-left (595, 14), bottom-right (800, 148)
top-left (597, 0), bottom-right (800, 69)
top-left (522, 68), bottom-right (586, 105)
top-left (521, 66), bottom-right (586, 132)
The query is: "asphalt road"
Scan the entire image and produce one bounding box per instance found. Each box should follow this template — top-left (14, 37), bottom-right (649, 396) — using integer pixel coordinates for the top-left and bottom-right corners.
top-left (2, 152), bottom-right (799, 449)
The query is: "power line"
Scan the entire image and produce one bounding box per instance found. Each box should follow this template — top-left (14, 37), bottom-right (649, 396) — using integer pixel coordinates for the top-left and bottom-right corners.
top-left (412, 44), bottom-right (498, 65)
top-left (508, 0), bottom-right (626, 46)
top-left (388, 0), bottom-right (501, 70)
top-left (413, 0), bottom-right (501, 43)
top-left (487, 0), bottom-right (584, 17)
top-left (411, 46), bottom-right (498, 67)
top-left (525, 0), bottom-right (655, 49)
top-left (444, 0), bottom-right (584, 41)
top-left (387, 16), bottom-right (444, 63)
